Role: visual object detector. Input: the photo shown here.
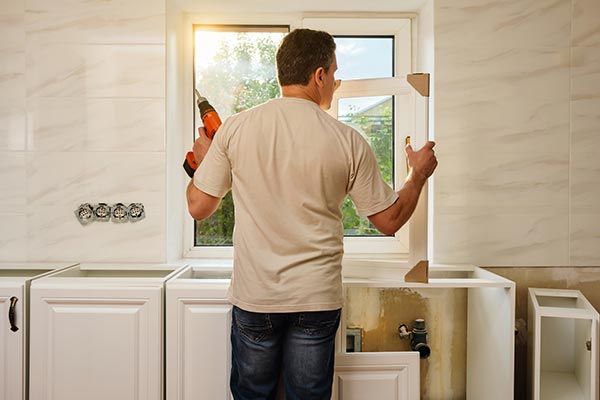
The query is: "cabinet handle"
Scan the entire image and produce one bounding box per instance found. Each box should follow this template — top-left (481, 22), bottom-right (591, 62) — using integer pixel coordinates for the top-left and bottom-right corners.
top-left (9, 296), bottom-right (18, 332)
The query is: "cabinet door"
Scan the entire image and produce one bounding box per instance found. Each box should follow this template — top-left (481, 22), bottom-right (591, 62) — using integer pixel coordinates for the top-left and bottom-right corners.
top-left (332, 352), bottom-right (420, 400)
top-left (166, 298), bottom-right (232, 400)
top-left (0, 285), bottom-right (24, 400)
top-left (29, 286), bottom-right (162, 400)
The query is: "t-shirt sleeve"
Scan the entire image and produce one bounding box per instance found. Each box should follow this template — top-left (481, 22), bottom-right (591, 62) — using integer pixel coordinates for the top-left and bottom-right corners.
top-left (193, 123), bottom-right (232, 198)
top-left (347, 131), bottom-right (399, 217)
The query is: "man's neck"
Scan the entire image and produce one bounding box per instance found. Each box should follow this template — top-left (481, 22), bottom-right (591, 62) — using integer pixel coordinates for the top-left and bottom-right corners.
top-left (281, 85), bottom-right (321, 106)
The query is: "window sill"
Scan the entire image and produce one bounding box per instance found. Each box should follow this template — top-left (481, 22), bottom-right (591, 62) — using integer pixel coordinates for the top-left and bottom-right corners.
top-left (180, 254), bottom-right (412, 280)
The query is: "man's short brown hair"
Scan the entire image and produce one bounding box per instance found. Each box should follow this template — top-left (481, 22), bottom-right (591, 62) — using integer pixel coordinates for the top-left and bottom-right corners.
top-left (276, 28), bottom-right (336, 86)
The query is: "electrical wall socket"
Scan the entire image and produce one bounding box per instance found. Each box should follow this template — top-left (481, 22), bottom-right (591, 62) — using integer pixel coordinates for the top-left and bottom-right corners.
top-left (75, 203), bottom-right (145, 225)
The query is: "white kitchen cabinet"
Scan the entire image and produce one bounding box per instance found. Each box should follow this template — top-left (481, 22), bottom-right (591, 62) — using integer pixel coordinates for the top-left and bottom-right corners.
top-left (342, 265), bottom-right (515, 400)
top-left (29, 263), bottom-right (182, 400)
top-left (167, 264), bottom-right (513, 400)
top-left (166, 267), bottom-right (233, 400)
top-left (166, 266), bottom-right (421, 400)
top-left (167, 266), bottom-right (357, 400)
top-left (0, 263), bottom-right (74, 400)
top-left (528, 288), bottom-right (599, 400)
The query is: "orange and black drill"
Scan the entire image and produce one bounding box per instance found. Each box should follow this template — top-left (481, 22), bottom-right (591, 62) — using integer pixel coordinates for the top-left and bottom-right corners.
top-left (183, 89), bottom-right (222, 178)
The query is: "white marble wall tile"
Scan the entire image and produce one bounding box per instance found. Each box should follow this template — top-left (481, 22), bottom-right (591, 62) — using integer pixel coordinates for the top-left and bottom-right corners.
top-left (0, 153), bottom-right (26, 213)
top-left (435, 151), bottom-right (568, 208)
top-left (569, 44), bottom-right (600, 266)
top-left (0, 3), bottom-right (26, 152)
top-left (0, 0), bottom-right (24, 53)
top-left (25, 0), bottom-right (165, 45)
top-left (26, 44), bottom-right (165, 98)
top-left (436, 97), bottom-right (569, 155)
top-left (25, 203), bottom-right (86, 262)
top-left (436, 0), bottom-right (571, 49)
top-left (0, 105), bottom-right (26, 151)
top-left (0, 1), bottom-right (28, 262)
top-left (85, 152), bottom-right (165, 200)
top-left (0, 0), bottom-right (167, 263)
top-left (435, 44), bottom-right (571, 263)
top-left (82, 197), bottom-right (165, 262)
top-left (434, 207), bottom-right (569, 266)
top-left (434, 12), bottom-right (573, 265)
top-left (436, 46), bottom-right (571, 102)
top-left (0, 213), bottom-right (27, 261)
top-left (0, 72), bottom-right (25, 106)
top-left (26, 152), bottom-right (165, 207)
top-left (0, 0), bottom-right (24, 14)
top-left (26, 152), bottom-right (94, 207)
top-left (26, 198), bottom-right (165, 262)
top-left (0, 25), bottom-right (25, 74)
top-left (571, 152), bottom-right (600, 210)
top-left (25, 151), bottom-right (166, 262)
top-left (571, 46), bottom-right (600, 100)
top-left (27, 98), bottom-right (165, 152)
top-left (433, 0), bottom-right (600, 266)
top-left (572, 0), bottom-right (600, 47)
top-left (571, 98), bottom-right (600, 151)
top-left (570, 95), bottom-right (600, 265)
top-left (571, 213), bottom-right (600, 266)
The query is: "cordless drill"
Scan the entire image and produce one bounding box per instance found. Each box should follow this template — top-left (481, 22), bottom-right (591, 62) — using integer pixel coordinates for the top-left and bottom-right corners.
top-left (183, 89), bottom-right (222, 178)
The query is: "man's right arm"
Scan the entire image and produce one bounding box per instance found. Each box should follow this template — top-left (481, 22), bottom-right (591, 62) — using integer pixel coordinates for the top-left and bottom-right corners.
top-left (368, 141), bottom-right (437, 235)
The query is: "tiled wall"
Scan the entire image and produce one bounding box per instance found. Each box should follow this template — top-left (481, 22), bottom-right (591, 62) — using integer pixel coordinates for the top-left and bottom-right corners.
top-left (0, 0), bottom-right (166, 262)
top-left (434, 0), bottom-right (600, 266)
top-left (1, 0), bottom-right (598, 265)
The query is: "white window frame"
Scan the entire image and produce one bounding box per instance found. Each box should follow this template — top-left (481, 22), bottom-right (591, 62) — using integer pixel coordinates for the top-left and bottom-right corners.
top-left (182, 14), bottom-right (428, 272)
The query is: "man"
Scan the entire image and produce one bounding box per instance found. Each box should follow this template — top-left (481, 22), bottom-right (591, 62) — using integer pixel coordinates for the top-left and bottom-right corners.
top-left (186, 28), bottom-right (437, 400)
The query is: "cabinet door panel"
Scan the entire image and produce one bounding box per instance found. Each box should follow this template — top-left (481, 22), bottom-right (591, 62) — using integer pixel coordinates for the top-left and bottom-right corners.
top-left (29, 287), bottom-right (162, 400)
top-left (167, 300), bottom-right (231, 400)
top-left (0, 286), bottom-right (24, 400)
top-left (333, 352), bottom-right (420, 400)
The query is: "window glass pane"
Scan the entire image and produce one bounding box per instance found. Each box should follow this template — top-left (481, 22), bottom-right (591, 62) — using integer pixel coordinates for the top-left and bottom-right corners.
top-left (338, 96), bottom-right (394, 236)
top-left (194, 27), bottom-right (286, 246)
top-left (333, 36), bottom-right (394, 81)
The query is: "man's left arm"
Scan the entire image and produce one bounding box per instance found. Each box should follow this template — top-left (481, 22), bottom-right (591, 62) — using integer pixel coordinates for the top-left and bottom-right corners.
top-left (186, 127), bottom-right (232, 220)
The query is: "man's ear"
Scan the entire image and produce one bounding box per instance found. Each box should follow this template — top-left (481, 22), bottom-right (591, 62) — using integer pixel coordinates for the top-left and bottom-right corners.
top-left (314, 67), bottom-right (326, 88)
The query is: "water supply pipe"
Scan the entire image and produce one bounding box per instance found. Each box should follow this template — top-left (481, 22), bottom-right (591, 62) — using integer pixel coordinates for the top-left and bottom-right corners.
top-left (398, 318), bottom-right (431, 359)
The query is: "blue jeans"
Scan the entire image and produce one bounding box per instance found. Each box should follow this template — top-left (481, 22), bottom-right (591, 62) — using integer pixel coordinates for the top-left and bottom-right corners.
top-left (230, 305), bottom-right (341, 400)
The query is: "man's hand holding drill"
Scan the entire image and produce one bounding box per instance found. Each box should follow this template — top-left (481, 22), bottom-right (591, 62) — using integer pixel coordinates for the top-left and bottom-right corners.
top-left (192, 127), bottom-right (213, 168)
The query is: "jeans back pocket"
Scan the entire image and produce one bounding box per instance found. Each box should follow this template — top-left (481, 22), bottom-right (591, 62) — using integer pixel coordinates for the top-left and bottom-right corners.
top-left (298, 308), bottom-right (341, 336)
top-left (233, 306), bottom-right (272, 342)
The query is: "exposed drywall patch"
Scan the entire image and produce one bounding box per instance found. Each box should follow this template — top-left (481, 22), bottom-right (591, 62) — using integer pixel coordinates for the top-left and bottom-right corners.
top-left (345, 286), bottom-right (383, 333)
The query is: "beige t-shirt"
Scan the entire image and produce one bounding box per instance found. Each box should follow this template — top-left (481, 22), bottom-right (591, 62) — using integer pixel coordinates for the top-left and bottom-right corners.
top-left (194, 96), bottom-right (398, 312)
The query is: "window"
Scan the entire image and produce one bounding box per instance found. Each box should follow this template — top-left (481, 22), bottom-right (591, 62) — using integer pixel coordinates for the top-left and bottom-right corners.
top-left (334, 36), bottom-right (395, 237)
top-left (339, 95), bottom-right (394, 237)
top-left (185, 17), bottom-right (425, 263)
top-left (192, 25), bottom-right (288, 246)
top-left (334, 36), bottom-right (394, 80)
top-left (304, 18), bottom-right (415, 256)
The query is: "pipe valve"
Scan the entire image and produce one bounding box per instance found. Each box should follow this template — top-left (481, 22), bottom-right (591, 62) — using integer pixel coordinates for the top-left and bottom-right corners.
top-left (398, 319), bottom-right (431, 359)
